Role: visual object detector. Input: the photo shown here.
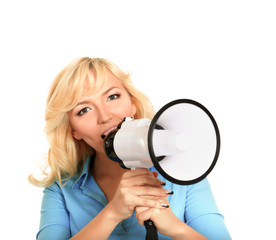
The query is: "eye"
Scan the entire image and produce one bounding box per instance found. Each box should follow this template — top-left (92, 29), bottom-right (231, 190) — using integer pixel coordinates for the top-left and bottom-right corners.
top-left (107, 94), bottom-right (120, 101)
top-left (77, 107), bottom-right (91, 116)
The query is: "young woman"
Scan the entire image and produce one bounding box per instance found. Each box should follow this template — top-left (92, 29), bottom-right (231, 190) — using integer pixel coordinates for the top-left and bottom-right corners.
top-left (29, 57), bottom-right (231, 240)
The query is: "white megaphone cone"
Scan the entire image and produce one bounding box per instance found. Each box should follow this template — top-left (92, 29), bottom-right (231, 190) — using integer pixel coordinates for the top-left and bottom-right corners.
top-left (103, 99), bottom-right (220, 185)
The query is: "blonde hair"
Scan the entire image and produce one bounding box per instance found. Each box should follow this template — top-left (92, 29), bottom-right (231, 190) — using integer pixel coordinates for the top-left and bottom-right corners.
top-left (29, 57), bottom-right (155, 187)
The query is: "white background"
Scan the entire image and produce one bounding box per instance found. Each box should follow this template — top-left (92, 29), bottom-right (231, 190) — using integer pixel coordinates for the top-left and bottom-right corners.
top-left (1, 0), bottom-right (275, 239)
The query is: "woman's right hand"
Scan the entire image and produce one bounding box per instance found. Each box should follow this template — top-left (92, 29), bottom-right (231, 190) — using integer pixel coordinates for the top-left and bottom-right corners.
top-left (107, 168), bottom-right (169, 222)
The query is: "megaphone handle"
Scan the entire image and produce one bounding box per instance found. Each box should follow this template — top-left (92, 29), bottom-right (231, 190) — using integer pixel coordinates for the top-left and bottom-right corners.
top-left (144, 219), bottom-right (158, 240)
top-left (129, 169), bottom-right (158, 239)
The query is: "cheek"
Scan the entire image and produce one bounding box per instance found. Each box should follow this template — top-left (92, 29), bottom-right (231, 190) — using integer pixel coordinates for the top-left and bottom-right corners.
top-left (117, 106), bottom-right (134, 118)
top-left (118, 99), bottom-right (136, 117)
top-left (77, 125), bottom-right (102, 149)
top-left (71, 118), bottom-right (99, 142)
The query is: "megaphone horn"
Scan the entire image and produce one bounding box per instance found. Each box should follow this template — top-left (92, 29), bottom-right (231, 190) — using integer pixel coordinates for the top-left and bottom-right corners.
top-left (103, 99), bottom-right (220, 185)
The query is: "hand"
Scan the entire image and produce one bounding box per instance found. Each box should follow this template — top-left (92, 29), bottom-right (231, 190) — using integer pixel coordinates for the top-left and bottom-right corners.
top-left (107, 169), bottom-right (169, 222)
top-left (135, 197), bottom-right (184, 237)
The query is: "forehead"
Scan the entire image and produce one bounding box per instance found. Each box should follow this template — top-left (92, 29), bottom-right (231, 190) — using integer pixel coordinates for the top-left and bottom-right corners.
top-left (81, 70), bottom-right (125, 97)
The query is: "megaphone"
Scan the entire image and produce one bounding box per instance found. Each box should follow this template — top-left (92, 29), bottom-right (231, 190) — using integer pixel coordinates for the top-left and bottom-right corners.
top-left (103, 99), bottom-right (220, 185)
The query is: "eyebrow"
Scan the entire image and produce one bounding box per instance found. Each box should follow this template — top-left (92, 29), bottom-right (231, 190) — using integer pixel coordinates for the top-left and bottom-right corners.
top-left (74, 87), bottom-right (120, 108)
top-left (102, 86), bottom-right (119, 96)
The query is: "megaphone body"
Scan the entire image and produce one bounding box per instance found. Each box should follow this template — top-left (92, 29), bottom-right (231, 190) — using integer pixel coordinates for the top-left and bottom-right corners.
top-left (104, 118), bottom-right (153, 169)
top-left (104, 99), bottom-right (220, 185)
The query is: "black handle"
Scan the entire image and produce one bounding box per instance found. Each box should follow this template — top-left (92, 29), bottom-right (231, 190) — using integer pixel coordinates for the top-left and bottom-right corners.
top-left (144, 219), bottom-right (158, 240)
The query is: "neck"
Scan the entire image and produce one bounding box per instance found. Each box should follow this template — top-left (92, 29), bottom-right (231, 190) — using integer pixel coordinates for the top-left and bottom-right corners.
top-left (91, 152), bottom-right (129, 203)
top-left (91, 152), bottom-right (127, 180)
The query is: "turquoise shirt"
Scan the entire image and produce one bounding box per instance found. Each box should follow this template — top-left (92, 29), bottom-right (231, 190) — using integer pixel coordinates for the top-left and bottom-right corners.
top-left (37, 156), bottom-right (231, 239)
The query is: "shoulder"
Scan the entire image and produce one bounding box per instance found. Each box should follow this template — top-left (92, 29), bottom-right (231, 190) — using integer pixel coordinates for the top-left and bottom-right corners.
top-left (47, 155), bottom-right (92, 190)
top-left (186, 178), bottom-right (211, 192)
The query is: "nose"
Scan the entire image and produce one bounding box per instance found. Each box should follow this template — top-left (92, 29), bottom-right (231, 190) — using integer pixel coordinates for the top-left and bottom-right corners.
top-left (96, 104), bottom-right (112, 124)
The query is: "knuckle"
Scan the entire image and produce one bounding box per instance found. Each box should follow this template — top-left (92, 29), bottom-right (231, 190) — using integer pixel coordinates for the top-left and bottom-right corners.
top-left (136, 216), bottom-right (144, 225)
top-left (136, 211), bottom-right (142, 220)
top-left (141, 186), bottom-right (150, 193)
top-left (120, 187), bottom-right (127, 195)
top-left (139, 168), bottom-right (150, 175)
top-left (153, 208), bottom-right (161, 214)
top-left (120, 178), bottom-right (128, 186)
top-left (124, 195), bottom-right (135, 207)
top-left (142, 198), bottom-right (155, 208)
top-left (120, 189), bottom-right (131, 203)
top-left (141, 198), bottom-right (148, 206)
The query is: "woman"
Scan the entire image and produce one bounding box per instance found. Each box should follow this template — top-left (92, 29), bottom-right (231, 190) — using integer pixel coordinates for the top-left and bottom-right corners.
top-left (29, 57), bottom-right (231, 240)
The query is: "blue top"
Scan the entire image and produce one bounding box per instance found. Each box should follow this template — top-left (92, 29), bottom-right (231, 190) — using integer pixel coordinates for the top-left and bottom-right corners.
top-left (37, 156), bottom-right (231, 240)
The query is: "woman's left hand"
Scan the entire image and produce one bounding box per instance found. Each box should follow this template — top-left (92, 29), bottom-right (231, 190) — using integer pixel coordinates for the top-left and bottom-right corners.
top-left (136, 200), bottom-right (209, 240)
top-left (135, 196), bottom-right (184, 238)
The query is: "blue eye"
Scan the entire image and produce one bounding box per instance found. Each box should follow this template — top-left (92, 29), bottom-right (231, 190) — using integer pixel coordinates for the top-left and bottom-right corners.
top-left (77, 107), bottom-right (91, 116)
top-left (107, 94), bottom-right (120, 101)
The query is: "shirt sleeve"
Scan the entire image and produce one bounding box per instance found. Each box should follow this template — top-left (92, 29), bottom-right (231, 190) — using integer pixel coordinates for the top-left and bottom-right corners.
top-left (185, 179), bottom-right (231, 240)
top-left (36, 182), bottom-right (71, 240)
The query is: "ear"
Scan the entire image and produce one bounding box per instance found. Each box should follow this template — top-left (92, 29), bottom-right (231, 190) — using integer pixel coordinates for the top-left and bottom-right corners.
top-left (72, 130), bottom-right (82, 140)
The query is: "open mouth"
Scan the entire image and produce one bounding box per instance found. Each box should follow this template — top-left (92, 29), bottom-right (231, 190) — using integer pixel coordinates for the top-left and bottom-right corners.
top-left (101, 126), bottom-right (118, 139)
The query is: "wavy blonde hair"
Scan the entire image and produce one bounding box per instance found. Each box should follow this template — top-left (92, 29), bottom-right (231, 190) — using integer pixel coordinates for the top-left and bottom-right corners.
top-left (29, 57), bottom-right (155, 187)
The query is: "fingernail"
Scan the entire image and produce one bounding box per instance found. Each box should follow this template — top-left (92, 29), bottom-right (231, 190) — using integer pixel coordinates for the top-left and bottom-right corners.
top-left (161, 203), bottom-right (170, 208)
top-left (161, 181), bottom-right (166, 186)
top-left (166, 190), bottom-right (174, 195)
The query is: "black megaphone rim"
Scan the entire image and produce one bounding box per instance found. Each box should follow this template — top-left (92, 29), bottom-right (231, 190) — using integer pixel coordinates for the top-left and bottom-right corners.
top-left (147, 99), bottom-right (220, 185)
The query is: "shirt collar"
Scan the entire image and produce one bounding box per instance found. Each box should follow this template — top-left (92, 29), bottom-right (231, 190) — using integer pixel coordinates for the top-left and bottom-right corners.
top-left (72, 155), bottom-right (92, 189)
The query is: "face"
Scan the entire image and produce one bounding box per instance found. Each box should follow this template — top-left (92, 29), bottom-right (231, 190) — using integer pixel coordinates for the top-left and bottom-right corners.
top-left (68, 71), bottom-right (136, 154)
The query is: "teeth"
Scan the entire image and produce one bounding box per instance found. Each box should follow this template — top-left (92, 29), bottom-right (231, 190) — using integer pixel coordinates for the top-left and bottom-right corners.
top-left (101, 127), bottom-right (117, 139)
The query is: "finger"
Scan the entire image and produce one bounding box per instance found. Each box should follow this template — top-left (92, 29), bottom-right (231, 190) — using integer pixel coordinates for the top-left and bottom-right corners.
top-left (152, 172), bottom-right (158, 178)
top-left (120, 174), bottom-right (164, 188)
top-left (133, 196), bottom-right (170, 210)
top-left (136, 207), bottom-right (164, 226)
top-left (127, 186), bottom-right (171, 197)
top-left (151, 172), bottom-right (167, 186)
top-left (135, 206), bottom-right (150, 215)
top-left (122, 169), bottom-right (161, 183)
top-left (122, 168), bottom-right (153, 178)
